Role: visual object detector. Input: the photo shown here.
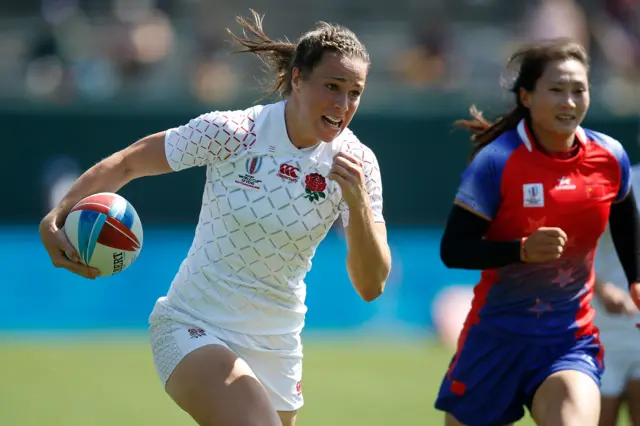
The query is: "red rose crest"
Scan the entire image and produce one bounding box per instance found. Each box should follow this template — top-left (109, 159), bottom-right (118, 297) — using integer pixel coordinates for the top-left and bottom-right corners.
top-left (304, 173), bottom-right (327, 202)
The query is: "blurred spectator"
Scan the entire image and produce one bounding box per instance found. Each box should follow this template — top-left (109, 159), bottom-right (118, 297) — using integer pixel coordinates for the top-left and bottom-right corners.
top-left (106, 0), bottom-right (174, 86)
top-left (590, 0), bottom-right (640, 114)
top-left (24, 22), bottom-right (67, 100)
top-left (521, 0), bottom-right (590, 51)
top-left (591, 0), bottom-right (640, 82)
top-left (391, 13), bottom-right (453, 88)
top-left (187, 0), bottom-right (239, 103)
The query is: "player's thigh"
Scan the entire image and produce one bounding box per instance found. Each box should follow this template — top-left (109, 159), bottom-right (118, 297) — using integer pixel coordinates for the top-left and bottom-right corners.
top-left (531, 369), bottom-right (600, 426)
top-left (149, 318), bottom-right (280, 426)
top-left (230, 334), bottom-right (304, 414)
top-left (165, 344), bottom-right (281, 426)
top-left (277, 410), bottom-right (297, 426)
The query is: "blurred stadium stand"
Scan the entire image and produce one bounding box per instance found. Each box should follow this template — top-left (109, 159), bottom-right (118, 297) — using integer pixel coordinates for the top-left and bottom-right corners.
top-left (0, 0), bottom-right (636, 115)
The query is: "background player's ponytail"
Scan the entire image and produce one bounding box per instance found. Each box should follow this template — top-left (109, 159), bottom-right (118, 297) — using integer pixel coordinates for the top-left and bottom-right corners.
top-left (227, 9), bottom-right (369, 100)
top-left (455, 38), bottom-right (589, 161)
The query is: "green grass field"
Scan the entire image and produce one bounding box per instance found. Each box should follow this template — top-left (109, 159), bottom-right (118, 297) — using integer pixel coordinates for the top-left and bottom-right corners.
top-left (0, 334), bottom-right (581, 426)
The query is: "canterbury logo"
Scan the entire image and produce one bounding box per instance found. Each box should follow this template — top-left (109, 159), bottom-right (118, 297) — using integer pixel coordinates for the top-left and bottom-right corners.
top-left (278, 164), bottom-right (300, 181)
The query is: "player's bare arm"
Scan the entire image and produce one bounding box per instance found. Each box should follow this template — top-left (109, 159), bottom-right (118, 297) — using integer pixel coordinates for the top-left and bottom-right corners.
top-left (42, 132), bottom-right (170, 229)
top-left (330, 151), bottom-right (391, 302)
top-left (39, 132), bottom-right (170, 278)
top-left (593, 278), bottom-right (637, 315)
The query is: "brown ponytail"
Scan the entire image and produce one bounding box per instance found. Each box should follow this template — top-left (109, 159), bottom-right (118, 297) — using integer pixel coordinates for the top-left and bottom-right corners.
top-left (226, 10), bottom-right (296, 99)
top-left (227, 10), bottom-right (369, 100)
top-left (456, 105), bottom-right (529, 161)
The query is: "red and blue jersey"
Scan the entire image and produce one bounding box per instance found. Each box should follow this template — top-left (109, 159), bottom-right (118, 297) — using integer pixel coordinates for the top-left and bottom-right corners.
top-left (456, 119), bottom-right (631, 340)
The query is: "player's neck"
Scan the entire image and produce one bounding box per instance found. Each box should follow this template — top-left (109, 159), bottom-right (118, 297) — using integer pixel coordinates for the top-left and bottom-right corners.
top-left (528, 120), bottom-right (576, 153)
top-left (284, 101), bottom-right (320, 150)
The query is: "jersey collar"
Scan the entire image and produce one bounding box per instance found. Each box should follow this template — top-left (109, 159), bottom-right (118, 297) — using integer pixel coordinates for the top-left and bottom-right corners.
top-left (516, 119), bottom-right (587, 153)
top-left (253, 100), bottom-right (337, 164)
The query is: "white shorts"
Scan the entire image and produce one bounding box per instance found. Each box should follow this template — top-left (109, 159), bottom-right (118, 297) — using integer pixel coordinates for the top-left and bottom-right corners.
top-left (601, 346), bottom-right (640, 397)
top-left (148, 304), bottom-right (304, 411)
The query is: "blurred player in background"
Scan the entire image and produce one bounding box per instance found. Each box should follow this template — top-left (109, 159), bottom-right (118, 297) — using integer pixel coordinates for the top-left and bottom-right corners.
top-left (432, 285), bottom-right (474, 349)
top-left (436, 38), bottom-right (640, 426)
top-left (39, 10), bottom-right (391, 426)
top-left (593, 162), bottom-right (640, 426)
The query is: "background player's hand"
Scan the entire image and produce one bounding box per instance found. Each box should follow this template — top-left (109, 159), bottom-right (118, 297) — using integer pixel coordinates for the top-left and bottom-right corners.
top-left (39, 214), bottom-right (100, 279)
top-left (328, 152), bottom-right (368, 209)
top-left (521, 227), bottom-right (567, 263)
top-left (596, 282), bottom-right (637, 316)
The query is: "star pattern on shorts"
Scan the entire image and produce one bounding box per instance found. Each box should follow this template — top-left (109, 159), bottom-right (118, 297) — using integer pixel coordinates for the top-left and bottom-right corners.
top-left (551, 264), bottom-right (575, 287)
top-left (529, 298), bottom-right (553, 318)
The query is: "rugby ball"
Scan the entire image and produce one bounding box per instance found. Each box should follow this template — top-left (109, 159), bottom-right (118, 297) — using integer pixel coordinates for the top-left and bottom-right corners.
top-left (63, 192), bottom-right (143, 277)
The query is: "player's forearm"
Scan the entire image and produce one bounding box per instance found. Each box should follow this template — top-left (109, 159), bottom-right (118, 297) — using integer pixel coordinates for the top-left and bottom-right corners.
top-left (345, 208), bottom-right (391, 302)
top-left (440, 205), bottom-right (522, 270)
top-left (441, 238), bottom-right (522, 270)
top-left (609, 188), bottom-right (640, 287)
top-left (46, 153), bottom-right (132, 228)
top-left (593, 277), bottom-right (610, 298)
top-left (44, 133), bottom-right (171, 228)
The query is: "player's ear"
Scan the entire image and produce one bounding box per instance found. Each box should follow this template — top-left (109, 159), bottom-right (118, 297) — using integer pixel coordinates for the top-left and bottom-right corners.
top-left (291, 67), bottom-right (302, 93)
top-left (519, 87), bottom-right (532, 109)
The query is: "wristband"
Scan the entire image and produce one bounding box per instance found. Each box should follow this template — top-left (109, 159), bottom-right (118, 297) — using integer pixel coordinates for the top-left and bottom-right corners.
top-left (520, 237), bottom-right (528, 262)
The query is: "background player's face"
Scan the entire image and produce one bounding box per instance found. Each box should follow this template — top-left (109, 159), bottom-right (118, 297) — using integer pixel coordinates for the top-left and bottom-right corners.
top-left (291, 52), bottom-right (368, 144)
top-left (521, 59), bottom-right (590, 139)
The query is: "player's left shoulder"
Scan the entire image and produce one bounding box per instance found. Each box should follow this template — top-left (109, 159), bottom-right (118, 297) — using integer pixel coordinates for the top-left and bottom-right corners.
top-left (584, 128), bottom-right (627, 161)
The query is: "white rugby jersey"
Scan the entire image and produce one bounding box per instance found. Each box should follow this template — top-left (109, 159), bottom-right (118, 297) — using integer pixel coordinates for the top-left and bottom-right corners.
top-left (593, 163), bottom-right (640, 347)
top-left (156, 101), bottom-right (384, 335)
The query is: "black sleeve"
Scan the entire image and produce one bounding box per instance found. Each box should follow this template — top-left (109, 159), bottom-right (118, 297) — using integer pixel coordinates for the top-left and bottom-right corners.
top-left (440, 205), bottom-right (522, 270)
top-left (609, 188), bottom-right (640, 286)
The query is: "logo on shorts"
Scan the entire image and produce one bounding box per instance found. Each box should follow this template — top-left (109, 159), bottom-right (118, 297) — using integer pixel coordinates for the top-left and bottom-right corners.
top-left (580, 354), bottom-right (596, 368)
top-left (296, 380), bottom-right (302, 395)
top-left (188, 328), bottom-right (206, 339)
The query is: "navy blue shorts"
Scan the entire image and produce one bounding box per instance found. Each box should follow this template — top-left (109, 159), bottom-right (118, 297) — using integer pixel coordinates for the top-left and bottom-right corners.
top-left (434, 325), bottom-right (604, 426)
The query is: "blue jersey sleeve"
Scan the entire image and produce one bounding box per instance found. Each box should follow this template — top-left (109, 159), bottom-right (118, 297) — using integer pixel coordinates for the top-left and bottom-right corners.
top-left (455, 147), bottom-right (505, 219)
top-left (588, 130), bottom-right (631, 202)
top-left (617, 148), bottom-right (632, 202)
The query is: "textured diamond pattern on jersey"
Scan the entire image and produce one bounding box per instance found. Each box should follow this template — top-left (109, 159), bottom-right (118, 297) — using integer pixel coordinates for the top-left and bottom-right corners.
top-left (165, 110), bottom-right (257, 171)
top-left (340, 139), bottom-right (384, 226)
top-left (162, 104), bottom-right (384, 334)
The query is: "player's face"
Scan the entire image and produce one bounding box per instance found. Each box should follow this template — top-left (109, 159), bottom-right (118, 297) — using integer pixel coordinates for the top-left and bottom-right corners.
top-left (292, 52), bottom-right (368, 143)
top-left (522, 59), bottom-right (590, 138)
